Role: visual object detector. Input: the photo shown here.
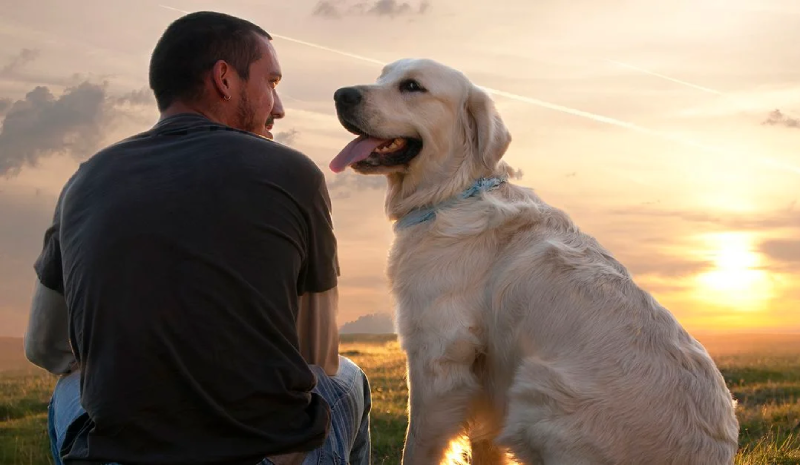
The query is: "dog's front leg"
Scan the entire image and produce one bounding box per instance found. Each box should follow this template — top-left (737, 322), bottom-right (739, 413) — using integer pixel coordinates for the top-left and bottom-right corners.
top-left (400, 331), bottom-right (482, 465)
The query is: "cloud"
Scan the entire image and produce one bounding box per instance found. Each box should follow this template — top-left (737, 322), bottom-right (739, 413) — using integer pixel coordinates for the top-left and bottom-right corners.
top-left (312, 1), bottom-right (342, 18)
top-left (1, 48), bottom-right (40, 76)
top-left (418, 0), bottom-right (430, 13)
top-left (0, 98), bottom-right (11, 115)
top-left (0, 81), bottom-right (155, 178)
top-left (623, 255), bottom-right (714, 278)
top-left (760, 239), bottom-right (800, 265)
top-left (762, 109), bottom-right (800, 129)
top-left (114, 87), bottom-right (156, 106)
top-left (312, 0), bottom-right (430, 19)
top-left (274, 128), bottom-right (299, 146)
top-left (607, 203), bottom-right (800, 231)
top-left (601, 201), bottom-right (800, 273)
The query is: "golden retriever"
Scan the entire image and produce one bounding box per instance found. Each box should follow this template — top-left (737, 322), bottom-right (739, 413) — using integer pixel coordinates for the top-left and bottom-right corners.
top-left (329, 58), bottom-right (739, 465)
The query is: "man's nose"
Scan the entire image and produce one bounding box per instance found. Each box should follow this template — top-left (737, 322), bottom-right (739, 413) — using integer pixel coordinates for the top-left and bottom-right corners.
top-left (271, 92), bottom-right (285, 119)
top-left (334, 87), bottom-right (362, 107)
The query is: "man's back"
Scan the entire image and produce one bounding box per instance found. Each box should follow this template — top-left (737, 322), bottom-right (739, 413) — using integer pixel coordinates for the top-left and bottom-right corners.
top-left (42, 114), bottom-right (337, 465)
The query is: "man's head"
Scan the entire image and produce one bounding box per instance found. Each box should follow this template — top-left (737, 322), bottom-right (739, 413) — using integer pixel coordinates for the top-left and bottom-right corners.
top-left (149, 11), bottom-right (284, 138)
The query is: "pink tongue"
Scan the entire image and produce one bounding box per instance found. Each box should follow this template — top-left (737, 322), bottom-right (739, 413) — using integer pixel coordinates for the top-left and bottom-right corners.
top-left (329, 136), bottom-right (391, 173)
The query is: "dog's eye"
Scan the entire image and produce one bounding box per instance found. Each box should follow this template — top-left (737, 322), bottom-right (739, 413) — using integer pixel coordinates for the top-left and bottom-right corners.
top-left (399, 79), bottom-right (426, 93)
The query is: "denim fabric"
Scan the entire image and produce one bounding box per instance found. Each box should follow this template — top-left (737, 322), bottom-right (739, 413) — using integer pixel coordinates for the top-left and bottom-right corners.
top-left (48, 356), bottom-right (372, 465)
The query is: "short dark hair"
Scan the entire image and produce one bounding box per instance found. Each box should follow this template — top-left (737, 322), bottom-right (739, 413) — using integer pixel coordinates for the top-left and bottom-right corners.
top-left (149, 11), bottom-right (272, 111)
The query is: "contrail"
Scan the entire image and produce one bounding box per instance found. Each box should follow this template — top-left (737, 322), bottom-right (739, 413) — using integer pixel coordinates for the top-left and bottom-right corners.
top-left (269, 34), bottom-right (385, 66)
top-left (603, 59), bottom-right (723, 95)
top-left (604, 58), bottom-right (800, 119)
top-left (158, 4), bottom-right (188, 14)
top-left (157, 5), bottom-right (800, 176)
top-left (158, 5), bottom-right (384, 65)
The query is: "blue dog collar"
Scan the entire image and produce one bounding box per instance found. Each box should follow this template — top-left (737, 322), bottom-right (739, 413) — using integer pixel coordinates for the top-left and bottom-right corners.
top-left (393, 176), bottom-right (507, 231)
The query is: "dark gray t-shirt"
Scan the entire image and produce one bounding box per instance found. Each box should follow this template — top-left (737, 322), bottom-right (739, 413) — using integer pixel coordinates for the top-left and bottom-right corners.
top-left (34, 113), bottom-right (339, 465)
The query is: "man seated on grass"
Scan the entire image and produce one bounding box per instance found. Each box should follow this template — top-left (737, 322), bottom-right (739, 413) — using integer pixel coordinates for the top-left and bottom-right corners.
top-left (23, 11), bottom-right (371, 465)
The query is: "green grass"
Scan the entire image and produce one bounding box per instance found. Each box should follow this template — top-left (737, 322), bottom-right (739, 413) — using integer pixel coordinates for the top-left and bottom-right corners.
top-left (2, 334), bottom-right (800, 464)
top-left (0, 370), bottom-right (55, 465)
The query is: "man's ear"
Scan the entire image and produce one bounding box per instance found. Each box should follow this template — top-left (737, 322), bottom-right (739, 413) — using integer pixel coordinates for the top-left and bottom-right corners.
top-left (211, 60), bottom-right (233, 100)
top-left (463, 84), bottom-right (512, 169)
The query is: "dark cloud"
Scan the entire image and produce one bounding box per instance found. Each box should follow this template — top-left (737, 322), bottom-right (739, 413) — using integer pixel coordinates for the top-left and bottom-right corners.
top-left (274, 128), bottom-right (299, 146)
top-left (114, 87), bottom-right (155, 106)
top-left (0, 98), bottom-right (11, 115)
top-left (623, 255), bottom-right (714, 278)
top-left (326, 171), bottom-right (386, 199)
top-left (760, 239), bottom-right (800, 265)
top-left (312, 1), bottom-right (342, 18)
top-left (367, 0), bottom-right (413, 16)
top-left (607, 202), bottom-right (800, 231)
top-left (608, 206), bottom-right (725, 225)
top-left (1, 48), bottom-right (40, 76)
top-left (418, 0), bottom-right (430, 13)
top-left (313, 0), bottom-right (430, 19)
top-left (0, 81), bottom-right (155, 178)
top-left (762, 109), bottom-right (800, 129)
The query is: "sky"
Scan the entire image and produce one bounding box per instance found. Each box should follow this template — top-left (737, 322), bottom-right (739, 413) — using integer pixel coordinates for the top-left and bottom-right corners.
top-left (1, 0), bottom-right (799, 337)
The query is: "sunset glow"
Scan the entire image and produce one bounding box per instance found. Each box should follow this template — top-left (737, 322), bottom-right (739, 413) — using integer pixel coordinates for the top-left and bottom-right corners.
top-left (0, 0), bottom-right (798, 336)
top-left (693, 232), bottom-right (776, 311)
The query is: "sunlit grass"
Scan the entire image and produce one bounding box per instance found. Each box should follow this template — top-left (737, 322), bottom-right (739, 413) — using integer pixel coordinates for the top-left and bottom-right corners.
top-left (2, 333), bottom-right (799, 464)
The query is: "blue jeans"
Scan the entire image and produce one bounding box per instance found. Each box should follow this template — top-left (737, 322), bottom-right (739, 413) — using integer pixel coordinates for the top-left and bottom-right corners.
top-left (48, 356), bottom-right (372, 465)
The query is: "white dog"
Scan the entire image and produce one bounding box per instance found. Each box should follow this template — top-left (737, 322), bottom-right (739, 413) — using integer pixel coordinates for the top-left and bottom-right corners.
top-left (329, 58), bottom-right (739, 465)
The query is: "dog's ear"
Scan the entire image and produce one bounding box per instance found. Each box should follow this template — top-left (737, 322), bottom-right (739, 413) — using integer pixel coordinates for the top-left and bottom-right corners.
top-left (463, 84), bottom-right (511, 169)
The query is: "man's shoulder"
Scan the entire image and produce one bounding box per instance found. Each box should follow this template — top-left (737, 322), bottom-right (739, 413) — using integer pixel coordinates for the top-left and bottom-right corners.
top-left (220, 132), bottom-right (326, 187)
top-left (86, 121), bottom-right (325, 182)
top-left (235, 133), bottom-right (321, 171)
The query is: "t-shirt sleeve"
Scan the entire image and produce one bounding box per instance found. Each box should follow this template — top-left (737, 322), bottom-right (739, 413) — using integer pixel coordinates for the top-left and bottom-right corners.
top-left (297, 176), bottom-right (340, 296)
top-left (33, 184), bottom-right (68, 295)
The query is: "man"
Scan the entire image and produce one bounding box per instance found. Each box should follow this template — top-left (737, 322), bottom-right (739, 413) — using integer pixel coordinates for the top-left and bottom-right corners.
top-left (23, 11), bottom-right (371, 465)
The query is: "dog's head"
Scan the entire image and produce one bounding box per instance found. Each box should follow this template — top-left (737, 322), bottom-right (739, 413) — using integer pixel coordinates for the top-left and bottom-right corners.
top-left (329, 59), bottom-right (512, 207)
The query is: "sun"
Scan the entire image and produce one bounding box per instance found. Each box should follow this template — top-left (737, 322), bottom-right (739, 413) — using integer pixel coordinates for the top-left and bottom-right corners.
top-left (692, 232), bottom-right (775, 311)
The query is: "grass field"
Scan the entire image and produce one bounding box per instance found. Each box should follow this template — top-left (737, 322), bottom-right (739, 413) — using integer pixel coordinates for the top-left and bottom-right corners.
top-left (1, 333), bottom-right (799, 464)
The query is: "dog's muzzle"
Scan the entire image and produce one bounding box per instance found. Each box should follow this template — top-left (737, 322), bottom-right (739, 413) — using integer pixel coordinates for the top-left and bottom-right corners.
top-left (334, 87), bottom-right (363, 115)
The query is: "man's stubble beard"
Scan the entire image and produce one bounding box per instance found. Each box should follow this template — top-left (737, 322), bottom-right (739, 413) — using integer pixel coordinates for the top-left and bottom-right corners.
top-left (236, 88), bottom-right (259, 135)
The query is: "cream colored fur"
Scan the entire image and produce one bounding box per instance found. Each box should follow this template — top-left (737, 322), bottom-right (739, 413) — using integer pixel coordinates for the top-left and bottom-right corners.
top-left (336, 58), bottom-right (739, 465)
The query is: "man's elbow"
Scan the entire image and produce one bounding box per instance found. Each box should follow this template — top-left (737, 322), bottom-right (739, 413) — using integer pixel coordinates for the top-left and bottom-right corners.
top-left (24, 338), bottom-right (50, 369)
top-left (23, 337), bottom-right (73, 374)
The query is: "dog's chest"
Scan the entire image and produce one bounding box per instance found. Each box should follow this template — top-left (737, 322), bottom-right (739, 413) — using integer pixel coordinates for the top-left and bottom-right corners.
top-left (387, 231), bottom-right (496, 301)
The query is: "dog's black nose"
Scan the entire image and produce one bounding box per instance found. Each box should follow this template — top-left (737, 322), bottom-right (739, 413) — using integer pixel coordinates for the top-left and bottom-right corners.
top-left (334, 87), bottom-right (362, 106)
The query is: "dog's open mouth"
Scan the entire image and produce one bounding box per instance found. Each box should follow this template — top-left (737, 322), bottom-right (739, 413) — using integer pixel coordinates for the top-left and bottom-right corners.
top-left (329, 126), bottom-right (422, 173)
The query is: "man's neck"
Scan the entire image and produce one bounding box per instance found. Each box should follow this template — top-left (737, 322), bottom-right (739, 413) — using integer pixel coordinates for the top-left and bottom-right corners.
top-left (159, 102), bottom-right (222, 125)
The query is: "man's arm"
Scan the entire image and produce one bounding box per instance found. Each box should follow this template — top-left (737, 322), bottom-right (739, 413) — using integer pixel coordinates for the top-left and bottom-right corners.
top-left (24, 280), bottom-right (77, 375)
top-left (297, 287), bottom-right (339, 376)
top-left (26, 176), bottom-right (78, 375)
top-left (296, 171), bottom-right (341, 376)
